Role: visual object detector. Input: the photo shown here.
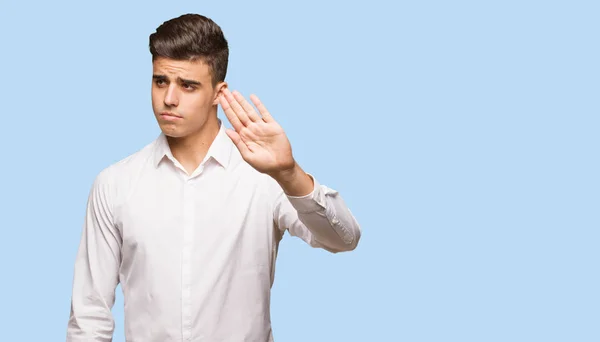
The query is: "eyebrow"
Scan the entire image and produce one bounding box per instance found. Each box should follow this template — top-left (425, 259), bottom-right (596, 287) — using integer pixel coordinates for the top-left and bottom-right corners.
top-left (152, 74), bottom-right (202, 86)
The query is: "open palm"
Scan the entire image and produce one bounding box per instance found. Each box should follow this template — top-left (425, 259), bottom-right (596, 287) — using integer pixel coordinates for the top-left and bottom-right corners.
top-left (219, 89), bottom-right (295, 175)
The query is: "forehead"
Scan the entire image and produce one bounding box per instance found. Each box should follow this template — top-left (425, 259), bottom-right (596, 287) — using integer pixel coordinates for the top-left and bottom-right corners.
top-left (152, 57), bottom-right (211, 80)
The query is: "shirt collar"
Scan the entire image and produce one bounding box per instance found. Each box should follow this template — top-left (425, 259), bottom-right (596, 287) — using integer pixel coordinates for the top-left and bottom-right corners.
top-left (153, 119), bottom-right (232, 169)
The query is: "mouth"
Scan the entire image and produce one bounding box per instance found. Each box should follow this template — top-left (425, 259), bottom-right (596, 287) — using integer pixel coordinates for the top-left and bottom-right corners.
top-left (160, 112), bottom-right (183, 121)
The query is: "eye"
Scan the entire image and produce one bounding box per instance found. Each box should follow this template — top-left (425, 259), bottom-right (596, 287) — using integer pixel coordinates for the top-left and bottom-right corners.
top-left (182, 83), bottom-right (196, 91)
top-left (154, 79), bottom-right (166, 86)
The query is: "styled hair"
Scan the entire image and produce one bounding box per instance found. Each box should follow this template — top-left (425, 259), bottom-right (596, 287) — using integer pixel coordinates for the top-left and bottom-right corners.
top-left (149, 14), bottom-right (229, 86)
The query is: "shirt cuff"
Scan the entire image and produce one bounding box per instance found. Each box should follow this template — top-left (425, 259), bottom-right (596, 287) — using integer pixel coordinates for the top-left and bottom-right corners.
top-left (286, 174), bottom-right (327, 213)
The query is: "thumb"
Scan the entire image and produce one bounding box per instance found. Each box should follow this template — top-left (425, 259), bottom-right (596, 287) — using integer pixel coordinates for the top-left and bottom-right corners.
top-left (226, 128), bottom-right (251, 157)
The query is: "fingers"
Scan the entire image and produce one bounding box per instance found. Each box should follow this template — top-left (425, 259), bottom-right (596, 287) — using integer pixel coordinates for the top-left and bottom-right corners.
top-left (249, 94), bottom-right (274, 123)
top-left (225, 128), bottom-right (251, 157)
top-left (232, 91), bottom-right (261, 122)
top-left (221, 88), bottom-right (261, 127)
top-left (219, 88), bottom-right (275, 128)
top-left (223, 88), bottom-right (252, 127)
top-left (219, 95), bottom-right (244, 132)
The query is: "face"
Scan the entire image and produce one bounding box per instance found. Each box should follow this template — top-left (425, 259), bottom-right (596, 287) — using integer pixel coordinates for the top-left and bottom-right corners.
top-left (151, 57), bottom-right (226, 138)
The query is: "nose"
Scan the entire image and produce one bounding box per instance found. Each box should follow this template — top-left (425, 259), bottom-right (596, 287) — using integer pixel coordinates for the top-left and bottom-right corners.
top-left (164, 85), bottom-right (179, 107)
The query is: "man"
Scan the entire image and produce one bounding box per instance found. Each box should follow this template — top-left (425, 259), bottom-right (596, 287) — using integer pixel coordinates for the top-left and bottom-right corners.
top-left (67, 13), bottom-right (361, 342)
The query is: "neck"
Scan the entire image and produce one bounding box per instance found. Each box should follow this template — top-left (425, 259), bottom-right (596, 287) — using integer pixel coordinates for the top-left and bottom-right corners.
top-left (166, 116), bottom-right (221, 174)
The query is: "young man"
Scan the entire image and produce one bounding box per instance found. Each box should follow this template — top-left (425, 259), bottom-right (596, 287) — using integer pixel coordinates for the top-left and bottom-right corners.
top-left (67, 13), bottom-right (361, 342)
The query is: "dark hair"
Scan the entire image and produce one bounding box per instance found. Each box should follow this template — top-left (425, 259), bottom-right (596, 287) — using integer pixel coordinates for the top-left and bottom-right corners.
top-left (149, 14), bottom-right (229, 86)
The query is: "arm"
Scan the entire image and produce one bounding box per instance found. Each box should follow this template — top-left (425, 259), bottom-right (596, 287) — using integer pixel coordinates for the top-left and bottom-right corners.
top-left (67, 168), bottom-right (121, 342)
top-left (272, 163), bottom-right (360, 252)
top-left (218, 88), bottom-right (361, 252)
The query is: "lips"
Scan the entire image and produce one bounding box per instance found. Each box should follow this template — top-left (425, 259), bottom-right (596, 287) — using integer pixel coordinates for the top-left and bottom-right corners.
top-left (160, 112), bottom-right (183, 121)
top-left (161, 112), bottom-right (182, 118)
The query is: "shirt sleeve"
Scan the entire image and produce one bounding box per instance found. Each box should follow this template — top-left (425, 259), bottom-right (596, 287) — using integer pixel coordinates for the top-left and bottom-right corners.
top-left (272, 174), bottom-right (361, 253)
top-left (67, 168), bottom-right (121, 342)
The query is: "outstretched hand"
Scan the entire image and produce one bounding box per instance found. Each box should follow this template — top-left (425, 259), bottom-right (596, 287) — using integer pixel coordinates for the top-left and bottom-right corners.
top-left (219, 88), bottom-right (295, 176)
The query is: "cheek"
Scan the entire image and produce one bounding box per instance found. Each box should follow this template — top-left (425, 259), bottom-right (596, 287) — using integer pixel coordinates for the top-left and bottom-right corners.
top-left (187, 94), bottom-right (213, 112)
top-left (151, 90), bottom-right (161, 108)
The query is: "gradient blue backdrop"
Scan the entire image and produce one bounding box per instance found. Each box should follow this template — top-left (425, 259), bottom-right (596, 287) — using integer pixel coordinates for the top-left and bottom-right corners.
top-left (0, 1), bottom-right (598, 341)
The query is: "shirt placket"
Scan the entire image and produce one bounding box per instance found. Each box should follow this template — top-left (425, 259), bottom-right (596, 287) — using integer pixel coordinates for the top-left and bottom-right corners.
top-left (181, 175), bottom-right (195, 341)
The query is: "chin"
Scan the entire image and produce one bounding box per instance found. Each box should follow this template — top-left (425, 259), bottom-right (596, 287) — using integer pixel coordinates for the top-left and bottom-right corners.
top-left (158, 124), bottom-right (186, 138)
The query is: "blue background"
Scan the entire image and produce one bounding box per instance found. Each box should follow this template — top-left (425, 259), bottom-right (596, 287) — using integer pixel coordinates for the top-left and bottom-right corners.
top-left (1, 1), bottom-right (598, 341)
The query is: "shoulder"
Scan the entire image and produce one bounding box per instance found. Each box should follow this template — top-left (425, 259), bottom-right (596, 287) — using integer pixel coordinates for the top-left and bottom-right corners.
top-left (89, 137), bottom-right (159, 200)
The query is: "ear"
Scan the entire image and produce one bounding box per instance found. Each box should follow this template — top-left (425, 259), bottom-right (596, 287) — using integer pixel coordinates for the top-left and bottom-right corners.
top-left (213, 81), bottom-right (228, 105)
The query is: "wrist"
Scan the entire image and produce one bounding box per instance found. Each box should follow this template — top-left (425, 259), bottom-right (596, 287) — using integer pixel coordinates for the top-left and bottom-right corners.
top-left (271, 163), bottom-right (314, 197)
top-left (270, 162), bottom-right (300, 184)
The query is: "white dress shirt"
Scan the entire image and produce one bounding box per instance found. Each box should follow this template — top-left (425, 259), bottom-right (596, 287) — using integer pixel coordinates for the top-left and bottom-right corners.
top-left (67, 121), bottom-right (361, 342)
